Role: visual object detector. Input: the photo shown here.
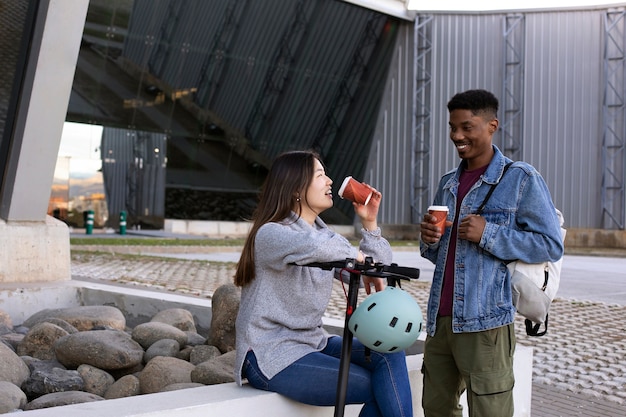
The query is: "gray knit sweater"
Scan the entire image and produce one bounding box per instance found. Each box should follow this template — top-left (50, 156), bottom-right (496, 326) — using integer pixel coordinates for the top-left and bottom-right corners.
top-left (234, 213), bottom-right (392, 385)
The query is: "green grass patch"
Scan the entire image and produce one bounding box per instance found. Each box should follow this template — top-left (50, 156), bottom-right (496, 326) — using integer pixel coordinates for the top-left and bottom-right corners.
top-left (70, 237), bottom-right (246, 246)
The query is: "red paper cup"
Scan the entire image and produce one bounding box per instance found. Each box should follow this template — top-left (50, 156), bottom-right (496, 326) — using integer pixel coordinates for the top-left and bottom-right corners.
top-left (338, 176), bottom-right (373, 205)
top-left (428, 205), bottom-right (449, 232)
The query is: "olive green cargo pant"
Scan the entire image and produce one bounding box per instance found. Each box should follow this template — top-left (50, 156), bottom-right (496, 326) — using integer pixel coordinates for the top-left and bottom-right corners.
top-left (422, 316), bottom-right (516, 417)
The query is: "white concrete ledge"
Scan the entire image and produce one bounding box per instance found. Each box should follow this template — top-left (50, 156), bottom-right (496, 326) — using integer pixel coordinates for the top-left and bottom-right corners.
top-left (20, 383), bottom-right (363, 416)
top-left (163, 219), bottom-right (356, 239)
top-left (18, 348), bottom-right (532, 417)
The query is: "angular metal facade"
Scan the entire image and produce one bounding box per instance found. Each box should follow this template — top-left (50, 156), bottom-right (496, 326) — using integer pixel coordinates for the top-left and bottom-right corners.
top-left (70, 0), bottom-right (401, 225)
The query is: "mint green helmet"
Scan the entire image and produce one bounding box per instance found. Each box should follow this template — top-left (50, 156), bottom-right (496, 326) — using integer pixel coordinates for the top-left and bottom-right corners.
top-left (348, 286), bottom-right (422, 353)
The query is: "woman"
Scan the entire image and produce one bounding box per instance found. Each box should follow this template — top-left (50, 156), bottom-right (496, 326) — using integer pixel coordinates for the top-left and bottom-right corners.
top-left (234, 150), bottom-right (413, 417)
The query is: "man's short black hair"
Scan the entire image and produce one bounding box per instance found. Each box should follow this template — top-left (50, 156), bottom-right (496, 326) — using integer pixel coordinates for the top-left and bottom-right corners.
top-left (447, 89), bottom-right (498, 119)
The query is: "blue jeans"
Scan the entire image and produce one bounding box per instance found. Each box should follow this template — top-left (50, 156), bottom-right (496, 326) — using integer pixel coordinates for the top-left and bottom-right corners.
top-left (242, 336), bottom-right (413, 417)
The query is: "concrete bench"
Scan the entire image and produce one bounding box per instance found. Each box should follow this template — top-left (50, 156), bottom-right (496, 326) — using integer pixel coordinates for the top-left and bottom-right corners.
top-left (19, 347), bottom-right (532, 417)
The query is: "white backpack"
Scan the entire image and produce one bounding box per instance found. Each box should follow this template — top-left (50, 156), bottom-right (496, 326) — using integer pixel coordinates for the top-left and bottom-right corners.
top-left (508, 209), bottom-right (566, 336)
top-left (477, 162), bottom-right (565, 336)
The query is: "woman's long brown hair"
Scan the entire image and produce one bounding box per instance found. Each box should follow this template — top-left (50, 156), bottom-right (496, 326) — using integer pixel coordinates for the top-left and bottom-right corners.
top-left (234, 150), bottom-right (320, 287)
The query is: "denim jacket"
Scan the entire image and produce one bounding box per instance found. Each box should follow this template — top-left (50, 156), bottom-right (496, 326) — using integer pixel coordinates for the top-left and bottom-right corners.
top-left (420, 146), bottom-right (564, 335)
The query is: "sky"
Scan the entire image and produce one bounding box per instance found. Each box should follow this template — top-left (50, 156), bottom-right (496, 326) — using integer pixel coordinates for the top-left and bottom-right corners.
top-left (57, 122), bottom-right (103, 179)
top-left (406, 0), bottom-right (626, 11)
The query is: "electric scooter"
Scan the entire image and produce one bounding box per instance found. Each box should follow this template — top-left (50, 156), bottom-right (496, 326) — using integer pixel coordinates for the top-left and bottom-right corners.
top-left (302, 257), bottom-right (420, 417)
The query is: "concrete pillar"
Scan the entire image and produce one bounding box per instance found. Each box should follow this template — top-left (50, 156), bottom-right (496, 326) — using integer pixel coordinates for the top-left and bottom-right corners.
top-left (0, 0), bottom-right (89, 283)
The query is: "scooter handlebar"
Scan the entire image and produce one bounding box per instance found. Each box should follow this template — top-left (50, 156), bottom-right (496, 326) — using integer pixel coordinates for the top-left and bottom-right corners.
top-left (295, 258), bottom-right (419, 281)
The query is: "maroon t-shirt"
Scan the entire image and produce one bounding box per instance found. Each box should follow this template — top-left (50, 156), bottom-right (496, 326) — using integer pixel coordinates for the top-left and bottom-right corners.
top-left (438, 164), bottom-right (488, 317)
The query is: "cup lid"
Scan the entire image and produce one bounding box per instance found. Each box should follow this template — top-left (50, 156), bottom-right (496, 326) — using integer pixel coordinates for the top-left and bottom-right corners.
top-left (338, 176), bottom-right (352, 198)
top-left (428, 205), bottom-right (449, 212)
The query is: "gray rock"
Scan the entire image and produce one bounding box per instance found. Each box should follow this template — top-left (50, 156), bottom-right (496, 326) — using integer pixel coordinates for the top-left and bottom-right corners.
top-left (207, 284), bottom-right (240, 353)
top-left (43, 318), bottom-right (79, 334)
top-left (0, 332), bottom-right (24, 351)
top-left (138, 356), bottom-right (195, 394)
top-left (23, 391), bottom-right (103, 411)
top-left (177, 345), bottom-right (193, 361)
top-left (185, 331), bottom-right (206, 346)
top-left (0, 381), bottom-right (27, 413)
top-left (189, 344), bottom-right (221, 365)
top-left (151, 308), bottom-right (197, 333)
top-left (0, 342), bottom-right (30, 387)
top-left (12, 326), bottom-right (29, 335)
top-left (54, 330), bottom-right (144, 370)
top-left (17, 322), bottom-right (69, 360)
top-left (0, 338), bottom-right (15, 352)
top-left (77, 364), bottom-right (115, 397)
top-left (23, 306), bottom-right (126, 331)
top-left (191, 350), bottom-right (236, 385)
top-left (131, 322), bottom-right (188, 349)
top-left (108, 362), bottom-right (144, 381)
top-left (21, 367), bottom-right (84, 399)
top-left (0, 326), bottom-right (11, 337)
top-left (104, 374), bottom-right (140, 400)
top-left (159, 382), bottom-right (205, 392)
top-left (22, 357), bottom-right (66, 373)
top-left (0, 310), bottom-right (13, 334)
top-left (143, 338), bottom-right (180, 363)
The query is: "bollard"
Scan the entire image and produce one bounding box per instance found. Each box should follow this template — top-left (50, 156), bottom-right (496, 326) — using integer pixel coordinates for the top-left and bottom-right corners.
top-left (85, 210), bottom-right (94, 235)
top-left (119, 211), bottom-right (127, 235)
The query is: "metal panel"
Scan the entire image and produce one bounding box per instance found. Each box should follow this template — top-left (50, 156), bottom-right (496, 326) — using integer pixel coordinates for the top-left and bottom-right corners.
top-left (364, 21), bottom-right (415, 225)
top-left (603, 10), bottom-right (626, 229)
top-left (101, 127), bottom-right (167, 229)
top-left (401, 9), bottom-right (608, 229)
top-left (522, 10), bottom-right (604, 228)
top-left (415, 13), bottom-right (504, 219)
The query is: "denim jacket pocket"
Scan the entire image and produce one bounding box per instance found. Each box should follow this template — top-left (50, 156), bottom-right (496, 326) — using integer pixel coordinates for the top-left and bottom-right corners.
top-left (476, 207), bottom-right (513, 227)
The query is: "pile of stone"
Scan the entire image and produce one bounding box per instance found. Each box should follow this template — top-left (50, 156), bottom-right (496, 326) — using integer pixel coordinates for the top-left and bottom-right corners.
top-left (0, 284), bottom-right (240, 413)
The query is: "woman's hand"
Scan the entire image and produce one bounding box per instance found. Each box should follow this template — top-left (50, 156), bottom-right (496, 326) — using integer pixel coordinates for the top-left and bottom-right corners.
top-left (362, 275), bottom-right (385, 295)
top-left (354, 184), bottom-right (381, 231)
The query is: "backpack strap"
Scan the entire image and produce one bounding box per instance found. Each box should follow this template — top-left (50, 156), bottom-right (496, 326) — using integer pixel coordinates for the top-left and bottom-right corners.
top-left (480, 161), bottom-right (552, 337)
top-left (475, 162), bottom-right (514, 215)
top-left (525, 316), bottom-right (548, 337)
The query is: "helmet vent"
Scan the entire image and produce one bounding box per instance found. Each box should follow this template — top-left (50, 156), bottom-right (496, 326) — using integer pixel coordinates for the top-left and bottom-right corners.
top-left (373, 341), bottom-right (382, 347)
top-left (389, 346), bottom-right (398, 352)
top-left (367, 303), bottom-right (377, 311)
top-left (389, 317), bottom-right (398, 328)
top-left (405, 323), bottom-right (413, 333)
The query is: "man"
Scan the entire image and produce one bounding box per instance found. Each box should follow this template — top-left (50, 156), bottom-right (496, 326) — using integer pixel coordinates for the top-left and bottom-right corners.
top-left (419, 89), bottom-right (564, 417)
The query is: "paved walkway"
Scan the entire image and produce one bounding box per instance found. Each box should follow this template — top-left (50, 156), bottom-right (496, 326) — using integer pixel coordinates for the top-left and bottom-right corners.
top-left (70, 244), bottom-right (626, 416)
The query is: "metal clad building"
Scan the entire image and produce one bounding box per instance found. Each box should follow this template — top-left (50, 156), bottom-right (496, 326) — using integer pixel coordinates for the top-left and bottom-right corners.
top-left (67, 2), bottom-right (625, 230)
top-left (370, 7), bottom-right (616, 229)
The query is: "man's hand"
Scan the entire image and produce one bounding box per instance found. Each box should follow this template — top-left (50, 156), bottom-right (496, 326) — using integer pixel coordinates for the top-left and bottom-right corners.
top-left (421, 213), bottom-right (452, 244)
top-left (458, 214), bottom-right (486, 243)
